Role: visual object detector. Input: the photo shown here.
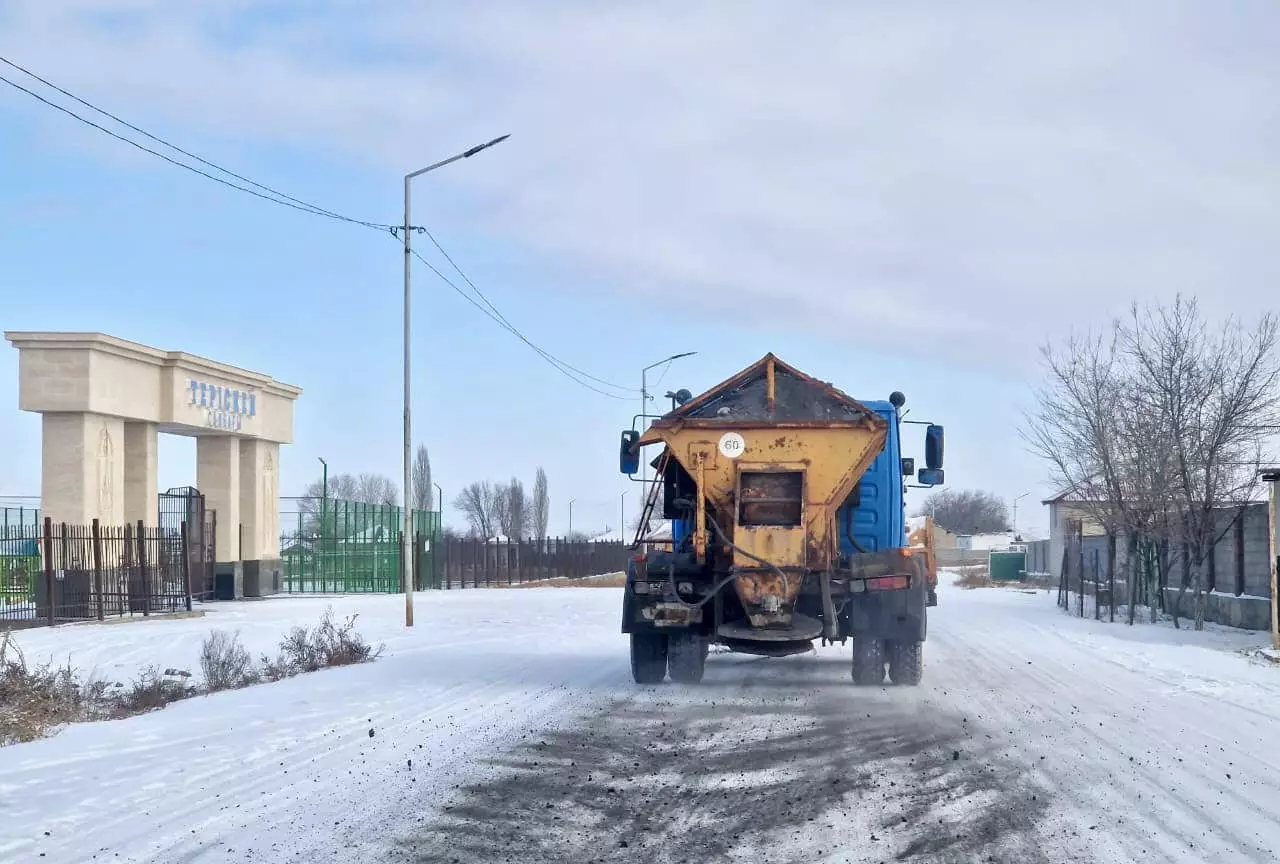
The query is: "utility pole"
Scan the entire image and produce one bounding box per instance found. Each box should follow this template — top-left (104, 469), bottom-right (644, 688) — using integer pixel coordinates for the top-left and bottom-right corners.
top-left (400, 135), bottom-right (509, 628)
top-left (569, 498), bottom-right (576, 536)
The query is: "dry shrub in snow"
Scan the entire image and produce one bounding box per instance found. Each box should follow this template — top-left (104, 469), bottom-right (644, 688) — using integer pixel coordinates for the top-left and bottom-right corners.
top-left (0, 632), bottom-right (86, 745)
top-left (107, 666), bottom-right (196, 716)
top-left (952, 566), bottom-right (993, 589)
top-left (200, 630), bottom-right (259, 691)
top-left (2, 609), bottom-right (382, 746)
top-left (266, 610), bottom-right (383, 678)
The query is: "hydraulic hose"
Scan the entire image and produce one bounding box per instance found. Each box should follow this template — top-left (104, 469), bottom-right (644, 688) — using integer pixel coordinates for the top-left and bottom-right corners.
top-left (661, 499), bottom-right (796, 606)
top-left (701, 508), bottom-right (792, 599)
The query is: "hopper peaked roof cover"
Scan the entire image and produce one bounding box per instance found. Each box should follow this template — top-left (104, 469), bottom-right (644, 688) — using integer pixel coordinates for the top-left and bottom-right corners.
top-left (659, 353), bottom-right (884, 426)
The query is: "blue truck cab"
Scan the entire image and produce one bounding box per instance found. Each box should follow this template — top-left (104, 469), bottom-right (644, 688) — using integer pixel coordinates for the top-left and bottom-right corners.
top-left (841, 395), bottom-right (945, 555)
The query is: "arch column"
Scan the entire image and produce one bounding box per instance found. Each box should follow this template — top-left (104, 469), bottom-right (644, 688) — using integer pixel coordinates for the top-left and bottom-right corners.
top-left (123, 421), bottom-right (158, 525)
top-left (197, 435), bottom-right (241, 560)
top-left (40, 412), bottom-right (125, 526)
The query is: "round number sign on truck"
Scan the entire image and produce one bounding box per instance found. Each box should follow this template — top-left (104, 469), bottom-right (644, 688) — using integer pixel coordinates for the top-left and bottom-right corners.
top-left (718, 432), bottom-right (746, 459)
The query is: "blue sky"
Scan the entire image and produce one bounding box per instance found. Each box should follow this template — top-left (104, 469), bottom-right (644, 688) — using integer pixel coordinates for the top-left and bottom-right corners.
top-left (2, 1), bottom-right (1277, 538)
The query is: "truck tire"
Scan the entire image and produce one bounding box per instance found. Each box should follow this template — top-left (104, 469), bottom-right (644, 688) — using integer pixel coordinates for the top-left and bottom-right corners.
top-left (888, 640), bottom-right (923, 686)
top-left (630, 633), bottom-right (668, 684)
top-left (667, 633), bottom-right (706, 684)
top-left (850, 636), bottom-right (885, 686)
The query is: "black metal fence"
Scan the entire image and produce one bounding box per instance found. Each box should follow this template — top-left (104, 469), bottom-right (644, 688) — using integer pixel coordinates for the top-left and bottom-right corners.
top-left (429, 536), bottom-right (630, 589)
top-left (1056, 520), bottom-right (1119, 621)
top-left (1, 517), bottom-right (207, 629)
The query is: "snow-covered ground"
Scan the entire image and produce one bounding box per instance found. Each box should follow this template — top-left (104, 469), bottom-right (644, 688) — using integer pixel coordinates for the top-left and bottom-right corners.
top-left (1, 578), bottom-right (1278, 863)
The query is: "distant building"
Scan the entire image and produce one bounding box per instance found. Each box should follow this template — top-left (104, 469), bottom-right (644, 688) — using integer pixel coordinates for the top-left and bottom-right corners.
top-left (1041, 487), bottom-right (1109, 583)
top-left (955, 531), bottom-right (1019, 551)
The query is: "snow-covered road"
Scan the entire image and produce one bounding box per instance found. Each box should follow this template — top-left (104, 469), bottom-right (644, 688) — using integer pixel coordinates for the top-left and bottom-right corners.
top-left (2, 580), bottom-right (1278, 863)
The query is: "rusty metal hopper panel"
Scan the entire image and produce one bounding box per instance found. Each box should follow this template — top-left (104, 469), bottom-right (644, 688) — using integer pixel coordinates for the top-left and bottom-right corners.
top-left (649, 426), bottom-right (885, 566)
top-left (635, 354), bottom-right (888, 577)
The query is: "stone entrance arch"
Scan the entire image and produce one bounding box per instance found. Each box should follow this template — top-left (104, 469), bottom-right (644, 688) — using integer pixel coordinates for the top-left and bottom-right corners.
top-left (5, 331), bottom-right (301, 579)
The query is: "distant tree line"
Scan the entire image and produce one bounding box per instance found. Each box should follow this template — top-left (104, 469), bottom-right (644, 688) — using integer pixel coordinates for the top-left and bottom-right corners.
top-left (294, 445), bottom-right (623, 545)
top-left (452, 468), bottom-right (552, 540)
top-left (917, 489), bottom-right (1011, 535)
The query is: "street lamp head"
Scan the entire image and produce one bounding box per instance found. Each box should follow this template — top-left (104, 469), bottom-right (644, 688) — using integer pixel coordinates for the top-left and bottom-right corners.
top-left (464, 134), bottom-right (511, 158)
top-left (318, 456), bottom-right (327, 466)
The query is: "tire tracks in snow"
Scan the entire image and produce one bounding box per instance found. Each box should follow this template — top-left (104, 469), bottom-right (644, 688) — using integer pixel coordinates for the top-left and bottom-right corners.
top-left (392, 651), bottom-right (1057, 864)
top-left (929, 599), bottom-right (1280, 863)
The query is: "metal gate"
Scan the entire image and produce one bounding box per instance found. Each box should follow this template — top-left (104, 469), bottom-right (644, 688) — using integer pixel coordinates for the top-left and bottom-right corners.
top-left (159, 487), bottom-right (216, 601)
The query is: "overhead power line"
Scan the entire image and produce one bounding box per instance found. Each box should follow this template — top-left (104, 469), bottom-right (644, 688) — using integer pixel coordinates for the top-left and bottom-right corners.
top-left (410, 248), bottom-right (629, 400)
top-left (0, 55), bottom-right (396, 230)
top-left (1, 53), bottom-right (632, 399)
top-left (418, 227), bottom-right (638, 395)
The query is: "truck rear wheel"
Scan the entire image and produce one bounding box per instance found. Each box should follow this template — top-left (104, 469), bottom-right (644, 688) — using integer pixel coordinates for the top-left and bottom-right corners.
top-left (630, 633), bottom-right (668, 684)
top-left (888, 640), bottom-right (923, 686)
top-left (850, 636), bottom-right (885, 686)
top-left (667, 633), bottom-right (706, 684)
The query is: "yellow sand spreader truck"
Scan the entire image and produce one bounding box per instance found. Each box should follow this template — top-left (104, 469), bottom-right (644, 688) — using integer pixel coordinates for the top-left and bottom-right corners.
top-left (618, 353), bottom-right (945, 686)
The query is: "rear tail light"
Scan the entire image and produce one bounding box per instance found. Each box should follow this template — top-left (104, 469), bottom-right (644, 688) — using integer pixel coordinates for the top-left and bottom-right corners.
top-left (867, 576), bottom-right (909, 591)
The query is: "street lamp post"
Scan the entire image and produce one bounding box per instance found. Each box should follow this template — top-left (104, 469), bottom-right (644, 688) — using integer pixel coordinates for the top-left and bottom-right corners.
top-left (569, 498), bottom-right (576, 536)
top-left (640, 352), bottom-right (697, 512)
top-left (318, 457), bottom-right (328, 582)
top-left (401, 135), bottom-right (510, 628)
top-left (1013, 491), bottom-right (1030, 538)
top-left (318, 456), bottom-right (328, 519)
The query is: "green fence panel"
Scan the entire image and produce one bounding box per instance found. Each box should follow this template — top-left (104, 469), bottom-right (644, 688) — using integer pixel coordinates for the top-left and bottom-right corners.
top-left (280, 497), bottom-right (441, 594)
top-left (988, 549), bottom-right (1027, 582)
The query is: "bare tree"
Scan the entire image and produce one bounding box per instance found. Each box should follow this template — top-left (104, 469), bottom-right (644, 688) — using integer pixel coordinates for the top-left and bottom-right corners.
top-left (628, 510), bottom-right (656, 540)
top-left (1123, 296), bottom-right (1280, 629)
top-left (916, 489), bottom-right (1011, 534)
top-left (454, 481), bottom-right (500, 538)
top-left (296, 471), bottom-right (402, 540)
top-left (300, 472), bottom-right (399, 513)
top-left (1021, 326), bottom-right (1167, 623)
top-left (496, 477), bottom-right (530, 539)
top-left (355, 473), bottom-right (399, 506)
top-left (412, 444), bottom-right (432, 511)
top-left (1024, 296), bottom-right (1280, 630)
top-left (532, 467), bottom-right (549, 540)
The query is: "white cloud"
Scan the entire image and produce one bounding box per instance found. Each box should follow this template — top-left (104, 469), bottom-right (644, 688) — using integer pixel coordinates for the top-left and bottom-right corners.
top-left (4, 0), bottom-right (1277, 362)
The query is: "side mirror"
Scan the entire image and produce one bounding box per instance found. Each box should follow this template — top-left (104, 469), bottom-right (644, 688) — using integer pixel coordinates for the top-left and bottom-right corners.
top-left (900, 457), bottom-right (915, 476)
top-left (917, 467), bottom-right (945, 487)
top-left (925, 424), bottom-right (944, 470)
top-left (619, 430), bottom-right (640, 475)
